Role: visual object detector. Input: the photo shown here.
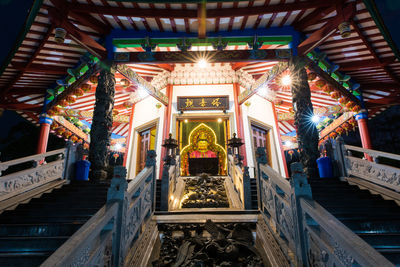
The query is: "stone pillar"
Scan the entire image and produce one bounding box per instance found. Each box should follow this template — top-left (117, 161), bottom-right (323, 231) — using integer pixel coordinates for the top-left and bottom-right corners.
top-left (159, 84), bottom-right (173, 179)
top-left (37, 114), bottom-right (53, 154)
top-left (89, 63), bottom-right (116, 181)
top-left (355, 111), bottom-right (373, 161)
top-left (289, 56), bottom-right (319, 180)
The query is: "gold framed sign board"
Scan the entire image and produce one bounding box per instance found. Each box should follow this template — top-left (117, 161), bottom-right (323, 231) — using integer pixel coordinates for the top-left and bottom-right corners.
top-left (177, 95), bottom-right (229, 111)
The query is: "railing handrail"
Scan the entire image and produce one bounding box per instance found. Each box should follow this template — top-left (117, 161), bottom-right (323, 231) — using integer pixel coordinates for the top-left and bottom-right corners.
top-left (0, 148), bottom-right (66, 170)
top-left (300, 198), bottom-right (394, 267)
top-left (259, 163), bottom-right (291, 195)
top-left (41, 202), bottom-right (119, 266)
top-left (344, 144), bottom-right (400, 161)
top-left (127, 166), bottom-right (153, 194)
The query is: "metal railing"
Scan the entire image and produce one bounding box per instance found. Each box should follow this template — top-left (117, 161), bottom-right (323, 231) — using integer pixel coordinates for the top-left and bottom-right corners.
top-left (256, 148), bottom-right (394, 267)
top-left (41, 150), bottom-right (157, 267)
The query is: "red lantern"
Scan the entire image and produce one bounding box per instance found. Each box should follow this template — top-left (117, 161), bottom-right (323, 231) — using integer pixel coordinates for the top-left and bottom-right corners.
top-left (63, 131), bottom-right (72, 138)
top-left (329, 132), bottom-right (337, 139)
top-left (113, 109), bottom-right (119, 116)
top-left (346, 101), bottom-right (356, 110)
top-left (81, 83), bottom-right (91, 92)
top-left (66, 95), bottom-right (76, 104)
top-left (83, 143), bottom-right (89, 150)
top-left (56, 127), bottom-right (65, 135)
top-left (52, 106), bottom-right (62, 115)
top-left (307, 72), bottom-right (317, 81)
top-left (50, 122), bottom-right (59, 130)
top-left (89, 75), bottom-right (98, 84)
top-left (73, 88), bottom-right (84, 97)
top-left (336, 127), bottom-right (344, 135)
top-left (339, 97), bottom-right (349, 105)
top-left (352, 105), bottom-right (361, 113)
top-left (70, 136), bottom-right (78, 143)
top-left (123, 101), bottom-right (133, 109)
top-left (120, 78), bottom-right (130, 87)
top-left (58, 99), bottom-right (68, 107)
top-left (322, 85), bottom-right (334, 94)
top-left (349, 118), bottom-right (356, 127)
top-left (330, 91), bottom-right (341, 100)
top-left (315, 79), bottom-right (326, 88)
top-left (47, 110), bottom-right (55, 116)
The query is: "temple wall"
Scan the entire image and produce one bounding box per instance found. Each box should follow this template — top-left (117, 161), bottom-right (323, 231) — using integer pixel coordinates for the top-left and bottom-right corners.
top-left (241, 93), bottom-right (286, 177)
top-left (126, 96), bottom-right (165, 180)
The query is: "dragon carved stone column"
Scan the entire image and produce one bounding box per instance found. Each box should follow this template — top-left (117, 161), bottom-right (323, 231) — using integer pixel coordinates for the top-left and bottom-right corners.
top-left (289, 56), bottom-right (319, 180)
top-left (89, 62), bottom-right (116, 181)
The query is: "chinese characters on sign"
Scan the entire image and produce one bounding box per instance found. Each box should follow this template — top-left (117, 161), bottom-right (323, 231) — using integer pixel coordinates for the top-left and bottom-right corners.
top-left (178, 96), bottom-right (229, 111)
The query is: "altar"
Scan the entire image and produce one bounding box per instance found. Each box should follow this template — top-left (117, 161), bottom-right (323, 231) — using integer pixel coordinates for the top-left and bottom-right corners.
top-left (188, 157), bottom-right (219, 176)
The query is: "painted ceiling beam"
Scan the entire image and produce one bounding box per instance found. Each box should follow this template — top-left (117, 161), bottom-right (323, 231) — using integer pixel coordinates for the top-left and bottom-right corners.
top-left (362, 82), bottom-right (400, 91)
top-left (61, 108), bottom-right (130, 124)
top-left (297, 2), bottom-right (356, 56)
top-left (116, 64), bottom-right (169, 105)
top-left (238, 62), bottom-right (289, 105)
top-left (0, 103), bottom-right (42, 112)
top-left (294, 4), bottom-right (338, 30)
top-left (11, 62), bottom-right (68, 75)
top-left (47, 7), bottom-right (107, 59)
top-left (114, 49), bottom-right (291, 64)
top-left (338, 57), bottom-right (396, 71)
top-left (69, 0), bottom-right (338, 19)
top-left (306, 57), bottom-right (360, 105)
top-left (197, 1), bottom-right (206, 39)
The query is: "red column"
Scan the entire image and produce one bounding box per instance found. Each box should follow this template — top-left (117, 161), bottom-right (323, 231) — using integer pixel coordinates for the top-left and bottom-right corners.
top-left (159, 84), bottom-right (173, 179)
top-left (355, 111), bottom-right (373, 161)
top-left (123, 104), bottom-right (135, 167)
top-left (233, 83), bottom-right (247, 166)
top-left (36, 114), bottom-right (53, 154)
top-left (272, 103), bottom-right (289, 178)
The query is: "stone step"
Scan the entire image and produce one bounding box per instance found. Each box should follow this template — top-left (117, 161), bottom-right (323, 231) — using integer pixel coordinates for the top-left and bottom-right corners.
top-left (2, 208), bottom-right (99, 217)
top-left (0, 252), bottom-right (50, 267)
top-left (358, 233), bottom-right (400, 249)
top-left (0, 236), bottom-right (68, 253)
top-left (0, 223), bottom-right (83, 237)
top-left (0, 215), bottom-right (91, 224)
top-left (378, 250), bottom-right (400, 266)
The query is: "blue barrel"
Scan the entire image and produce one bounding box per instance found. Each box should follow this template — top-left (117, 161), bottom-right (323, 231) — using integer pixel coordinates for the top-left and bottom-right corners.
top-left (75, 160), bottom-right (91, 181)
top-left (316, 157), bottom-right (333, 178)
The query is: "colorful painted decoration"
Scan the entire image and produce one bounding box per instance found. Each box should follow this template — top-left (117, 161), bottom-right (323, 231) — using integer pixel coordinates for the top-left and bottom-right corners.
top-left (56, 127), bottom-right (65, 135)
top-left (307, 72), bottom-right (317, 81)
top-left (73, 88), bottom-right (84, 97)
top-left (346, 101), bottom-right (356, 110)
top-left (89, 75), bottom-right (98, 84)
top-left (58, 99), bottom-right (69, 107)
top-left (330, 91), bottom-right (341, 100)
top-left (81, 83), bottom-right (91, 92)
top-left (339, 97), bottom-right (349, 105)
top-left (66, 95), bottom-right (76, 104)
top-left (120, 78), bottom-right (130, 87)
top-left (63, 131), bottom-right (72, 138)
top-left (322, 85), bottom-right (334, 94)
top-left (352, 105), bottom-right (361, 113)
top-left (70, 136), bottom-right (78, 143)
top-left (315, 79), bottom-right (326, 88)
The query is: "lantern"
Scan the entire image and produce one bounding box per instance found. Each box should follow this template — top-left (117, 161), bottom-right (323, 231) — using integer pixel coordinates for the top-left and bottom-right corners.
top-left (322, 85), bottom-right (334, 94)
top-left (352, 105), bottom-right (361, 113)
top-left (50, 122), bottom-right (59, 131)
top-left (123, 101), bottom-right (133, 109)
top-left (56, 127), bottom-right (65, 135)
top-left (120, 78), bottom-right (130, 87)
top-left (349, 118), bottom-right (356, 127)
top-left (289, 107), bottom-right (294, 113)
top-left (329, 132), bottom-right (337, 139)
top-left (52, 106), bottom-right (62, 115)
top-left (47, 110), bottom-right (55, 116)
top-left (66, 95), bottom-right (76, 104)
top-left (339, 97), bottom-right (349, 105)
top-left (338, 22), bottom-right (351, 38)
top-left (113, 109), bottom-right (119, 116)
top-left (315, 79), bottom-right (326, 88)
top-left (83, 143), bottom-right (89, 150)
top-left (54, 28), bottom-right (67, 44)
top-left (307, 72), bottom-right (317, 81)
top-left (77, 139), bottom-right (83, 144)
top-left (89, 75), bottom-right (98, 84)
top-left (346, 101), bottom-right (356, 110)
top-left (63, 131), bottom-right (72, 138)
top-left (227, 133), bottom-right (244, 165)
top-left (58, 99), bottom-right (68, 107)
top-left (336, 127), bottom-right (344, 135)
top-left (73, 88), bottom-right (84, 97)
top-left (70, 136), bottom-right (78, 143)
top-left (162, 133), bottom-right (179, 165)
top-left (81, 83), bottom-right (91, 92)
top-left (330, 91), bottom-right (341, 100)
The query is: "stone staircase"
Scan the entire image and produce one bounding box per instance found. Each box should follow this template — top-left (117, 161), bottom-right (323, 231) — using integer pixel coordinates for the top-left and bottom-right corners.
top-left (310, 178), bottom-right (400, 266)
top-left (0, 181), bottom-right (109, 266)
top-left (250, 178), bottom-right (258, 210)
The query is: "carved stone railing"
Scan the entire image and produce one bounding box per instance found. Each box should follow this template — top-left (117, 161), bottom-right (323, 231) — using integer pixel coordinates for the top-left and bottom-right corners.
top-left (0, 148), bottom-right (68, 204)
top-left (42, 150), bottom-right (158, 267)
top-left (334, 138), bottom-right (400, 194)
top-left (256, 149), bottom-right (394, 267)
top-left (227, 154), bottom-right (252, 209)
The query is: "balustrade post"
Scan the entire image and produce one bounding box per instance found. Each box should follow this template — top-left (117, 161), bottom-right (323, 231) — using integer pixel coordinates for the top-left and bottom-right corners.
top-left (62, 141), bottom-right (78, 180)
top-left (255, 147), bottom-right (268, 210)
top-left (243, 166), bottom-right (252, 210)
top-left (145, 150), bottom-right (157, 212)
top-left (107, 166), bottom-right (128, 267)
top-left (289, 162), bottom-right (312, 267)
top-left (332, 137), bottom-right (348, 179)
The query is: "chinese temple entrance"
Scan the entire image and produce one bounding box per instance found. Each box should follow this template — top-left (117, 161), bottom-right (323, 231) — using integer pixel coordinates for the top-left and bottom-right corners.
top-left (178, 118), bottom-right (229, 176)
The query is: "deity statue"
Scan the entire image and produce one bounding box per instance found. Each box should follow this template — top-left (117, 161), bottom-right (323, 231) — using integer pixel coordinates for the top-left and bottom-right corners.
top-left (190, 133), bottom-right (217, 158)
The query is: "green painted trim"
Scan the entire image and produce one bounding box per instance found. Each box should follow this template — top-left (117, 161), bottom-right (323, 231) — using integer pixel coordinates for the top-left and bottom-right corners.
top-left (0, 0), bottom-right (44, 78)
top-left (112, 36), bottom-right (292, 48)
top-left (363, 0), bottom-right (400, 61)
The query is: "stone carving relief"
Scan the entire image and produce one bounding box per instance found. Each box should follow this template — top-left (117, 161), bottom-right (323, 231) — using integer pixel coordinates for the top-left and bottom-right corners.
top-left (347, 157), bottom-right (400, 188)
top-left (306, 233), bottom-right (329, 267)
top-left (333, 242), bottom-right (357, 267)
top-left (70, 244), bottom-right (91, 267)
top-left (0, 162), bottom-right (64, 196)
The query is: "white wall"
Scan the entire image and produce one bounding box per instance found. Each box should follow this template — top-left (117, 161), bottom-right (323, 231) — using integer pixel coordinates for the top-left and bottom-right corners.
top-left (241, 93), bottom-right (286, 176)
top-left (126, 96), bottom-right (165, 180)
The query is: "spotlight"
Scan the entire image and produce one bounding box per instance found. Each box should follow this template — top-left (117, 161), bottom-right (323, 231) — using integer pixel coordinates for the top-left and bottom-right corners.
top-left (184, 119), bottom-right (188, 123)
top-left (284, 141), bottom-right (293, 147)
top-left (258, 86), bottom-right (267, 96)
top-left (138, 86), bottom-right (148, 98)
top-left (197, 58), bottom-right (207, 69)
top-left (311, 115), bottom-right (320, 123)
top-left (217, 118), bottom-right (222, 123)
top-left (281, 75), bottom-right (292, 86)
top-left (115, 143), bottom-right (122, 150)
